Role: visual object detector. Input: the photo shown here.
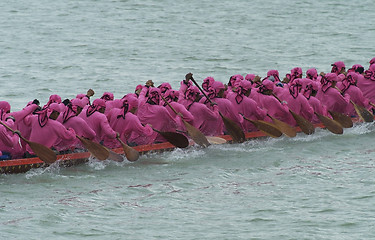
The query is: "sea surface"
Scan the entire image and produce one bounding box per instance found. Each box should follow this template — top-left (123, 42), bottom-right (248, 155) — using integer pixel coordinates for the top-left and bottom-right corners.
top-left (1, 0), bottom-right (375, 239)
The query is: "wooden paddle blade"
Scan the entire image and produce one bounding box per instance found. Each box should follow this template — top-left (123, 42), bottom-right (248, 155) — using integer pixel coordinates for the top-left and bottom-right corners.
top-left (117, 138), bottom-right (139, 162)
top-left (244, 117), bottom-right (282, 138)
top-left (107, 149), bottom-right (124, 162)
top-left (76, 135), bottom-right (109, 160)
top-left (252, 120), bottom-right (282, 138)
top-left (269, 115), bottom-right (297, 137)
top-left (289, 110), bottom-right (315, 135)
top-left (183, 120), bottom-right (210, 147)
top-left (27, 140), bottom-right (57, 164)
top-left (154, 129), bottom-right (189, 148)
top-left (328, 111), bottom-right (353, 128)
top-left (205, 136), bottom-right (227, 145)
top-left (220, 113), bottom-right (246, 143)
top-left (315, 112), bottom-right (343, 135)
top-left (352, 103), bottom-right (374, 122)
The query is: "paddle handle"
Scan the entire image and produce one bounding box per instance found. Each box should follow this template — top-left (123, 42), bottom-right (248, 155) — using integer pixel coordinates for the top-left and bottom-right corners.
top-left (161, 95), bottom-right (179, 115)
top-left (189, 75), bottom-right (214, 106)
top-left (0, 121), bottom-right (28, 143)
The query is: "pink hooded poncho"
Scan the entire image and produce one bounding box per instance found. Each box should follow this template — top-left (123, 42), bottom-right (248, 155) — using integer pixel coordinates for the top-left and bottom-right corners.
top-left (300, 79), bottom-right (328, 123)
top-left (277, 79), bottom-right (314, 123)
top-left (316, 73), bottom-right (350, 114)
top-left (179, 86), bottom-right (220, 136)
top-left (56, 102), bottom-right (96, 150)
top-left (105, 95), bottom-right (154, 147)
top-left (137, 87), bottom-right (180, 143)
top-left (306, 68), bottom-right (318, 81)
top-left (25, 103), bottom-right (76, 153)
top-left (337, 72), bottom-right (370, 116)
top-left (79, 99), bottom-right (117, 145)
top-left (253, 80), bottom-right (294, 125)
top-left (227, 81), bottom-right (267, 132)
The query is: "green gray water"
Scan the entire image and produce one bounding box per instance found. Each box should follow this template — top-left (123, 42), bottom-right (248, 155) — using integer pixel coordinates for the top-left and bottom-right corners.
top-left (1, 0), bottom-right (375, 239)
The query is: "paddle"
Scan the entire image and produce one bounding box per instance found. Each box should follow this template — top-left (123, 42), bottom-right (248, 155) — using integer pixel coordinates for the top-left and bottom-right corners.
top-left (314, 112), bottom-right (343, 134)
top-left (116, 135), bottom-right (140, 162)
top-left (272, 93), bottom-right (315, 135)
top-left (188, 73), bottom-right (246, 143)
top-left (266, 114), bottom-right (297, 137)
top-left (241, 115), bottom-right (282, 138)
top-left (152, 128), bottom-right (189, 148)
top-left (328, 111), bottom-right (353, 128)
top-left (161, 95), bottom-right (210, 147)
top-left (335, 87), bottom-right (373, 122)
top-left (205, 136), bottom-right (227, 144)
top-left (76, 135), bottom-right (109, 160)
top-left (0, 122), bottom-right (57, 164)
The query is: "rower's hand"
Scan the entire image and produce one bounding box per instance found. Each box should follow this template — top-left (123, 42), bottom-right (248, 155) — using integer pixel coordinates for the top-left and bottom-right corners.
top-left (32, 99), bottom-right (40, 106)
top-left (253, 75), bottom-right (261, 83)
top-left (87, 89), bottom-right (95, 97)
top-left (145, 80), bottom-right (154, 87)
top-left (185, 72), bottom-right (193, 81)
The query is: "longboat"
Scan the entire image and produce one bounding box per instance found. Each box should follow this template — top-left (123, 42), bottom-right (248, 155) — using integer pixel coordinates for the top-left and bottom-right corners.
top-left (1, 119), bottom-right (364, 174)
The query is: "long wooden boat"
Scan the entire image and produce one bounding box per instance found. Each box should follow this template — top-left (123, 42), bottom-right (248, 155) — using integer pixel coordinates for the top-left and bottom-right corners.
top-left (0, 120), bottom-right (350, 174)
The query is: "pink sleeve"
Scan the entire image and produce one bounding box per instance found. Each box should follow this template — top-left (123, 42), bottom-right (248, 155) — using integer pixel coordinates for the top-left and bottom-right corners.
top-left (0, 125), bottom-right (14, 147)
top-left (55, 124), bottom-right (76, 141)
top-left (99, 116), bottom-right (117, 139)
top-left (9, 104), bottom-right (39, 125)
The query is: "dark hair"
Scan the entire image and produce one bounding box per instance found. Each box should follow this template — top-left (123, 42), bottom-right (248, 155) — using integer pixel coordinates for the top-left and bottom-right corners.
top-left (355, 67), bottom-right (364, 74)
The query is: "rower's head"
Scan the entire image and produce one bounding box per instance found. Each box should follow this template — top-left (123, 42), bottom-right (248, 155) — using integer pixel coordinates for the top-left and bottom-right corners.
top-left (0, 101), bottom-right (11, 114)
top-left (164, 89), bottom-right (179, 104)
top-left (48, 103), bottom-right (61, 120)
top-left (369, 57), bottom-right (375, 67)
top-left (71, 98), bottom-right (85, 115)
top-left (266, 70), bottom-right (281, 82)
top-left (87, 99), bottom-right (106, 116)
top-left (158, 82), bottom-right (172, 94)
top-left (202, 77), bottom-right (215, 92)
top-left (239, 80), bottom-right (252, 97)
top-left (100, 92), bottom-right (114, 102)
top-left (348, 64), bottom-right (364, 74)
top-left (331, 61), bottom-right (346, 75)
top-left (258, 80), bottom-right (274, 95)
top-left (211, 81), bottom-right (225, 98)
top-left (185, 86), bottom-right (201, 102)
top-left (306, 68), bottom-right (318, 80)
top-left (146, 87), bottom-right (161, 105)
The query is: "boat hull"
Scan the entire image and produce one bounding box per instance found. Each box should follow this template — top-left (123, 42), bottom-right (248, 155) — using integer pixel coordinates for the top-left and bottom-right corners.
top-left (0, 121), bottom-right (338, 174)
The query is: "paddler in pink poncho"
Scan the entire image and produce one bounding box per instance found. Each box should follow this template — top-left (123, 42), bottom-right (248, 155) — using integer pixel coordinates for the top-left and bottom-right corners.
top-left (316, 73), bottom-right (350, 114)
top-left (336, 72), bottom-right (371, 117)
top-left (105, 95), bottom-right (154, 147)
top-left (227, 80), bottom-right (267, 132)
top-left (356, 64), bottom-right (375, 105)
top-left (0, 100), bottom-right (40, 127)
top-left (283, 67), bottom-right (303, 84)
top-left (179, 86), bottom-right (220, 136)
top-left (78, 99), bottom-right (117, 146)
top-left (202, 81), bottom-right (243, 134)
top-left (56, 100), bottom-right (96, 150)
top-left (370, 57), bottom-right (375, 67)
top-left (24, 103), bottom-right (76, 154)
top-left (137, 87), bottom-right (181, 143)
top-left (277, 78), bottom-right (314, 123)
top-left (158, 82), bottom-right (172, 96)
top-left (0, 117), bottom-right (24, 159)
top-left (300, 78), bottom-right (329, 123)
top-left (252, 80), bottom-right (294, 125)
top-left (163, 89), bottom-right (194, 128)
